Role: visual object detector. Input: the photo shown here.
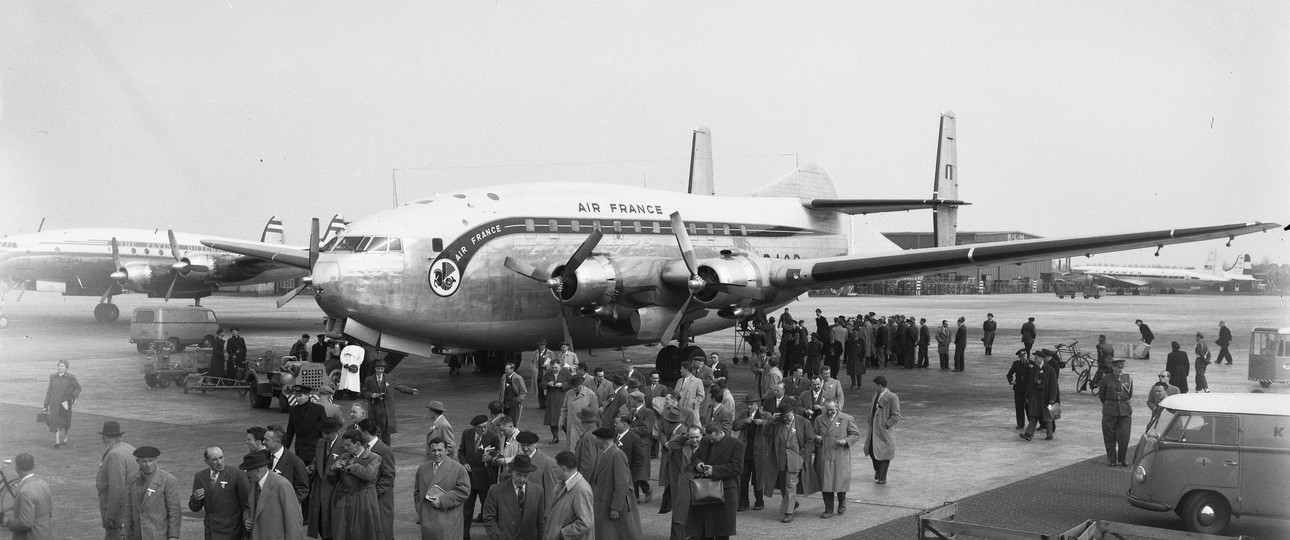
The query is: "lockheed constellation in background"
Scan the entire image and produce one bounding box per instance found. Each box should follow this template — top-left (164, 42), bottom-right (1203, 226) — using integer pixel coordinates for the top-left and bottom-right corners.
top-left (202, 113), bottom-right (1281, 378)
top-left (0, 215), bottom-right (346, 325)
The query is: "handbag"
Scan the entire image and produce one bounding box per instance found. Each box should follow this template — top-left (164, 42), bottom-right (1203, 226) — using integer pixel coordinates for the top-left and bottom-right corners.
top-left (36, 411), bottom-right (50, 423)
top-left (690, 477), bottom-right (725, 505)
top-left (1046, 403), bottom-right (1062, 420)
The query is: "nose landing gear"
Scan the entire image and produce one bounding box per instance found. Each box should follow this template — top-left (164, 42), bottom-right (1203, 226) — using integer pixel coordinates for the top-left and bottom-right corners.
top-left (94, 301), bottom-right (120, 323)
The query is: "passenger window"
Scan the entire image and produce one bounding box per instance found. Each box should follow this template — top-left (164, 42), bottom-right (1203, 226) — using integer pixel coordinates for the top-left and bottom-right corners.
top-left (386, 238), bottom-right (401, 252)
top-left (335, 237), bottom-right (363, 252)
top-left (652, 222), bottom-right (661, 234)
top-left (136, 311), bottom-right (154, 323)
top-left (548, 219), bottom-right (559, 231)
top-left (571, 220), bottom-right (581, 233)
top-left (632, 221), bottom-right (642, 233)
top-left (722, 224), bottom-right (730, 235)
top-left (705, 223), bottom-right (714, 235)
top-left (431, 238), bottom-right (444, 252)
top-left (613, 221), bottom-right (622, 233)
top-left (525, 219), bottom-right (535, 232)
top-left (592, 220), bottom-right (601, 232)
top-left (739, 225), bottom-right (748, 236)
top-left (1169, 414), bottom-right (1239, 445)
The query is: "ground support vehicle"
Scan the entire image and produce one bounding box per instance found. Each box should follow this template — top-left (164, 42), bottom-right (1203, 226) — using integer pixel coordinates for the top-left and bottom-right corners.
top-left (140, 343), bottom-right (207, 389)
top-left (244, 352), bottom-right (327, 412)
top-left (1248, 326), bottom-right (1290, 388)
top-left (919, 502), bottom-right (1255, 539)
top-left (1127, 393), bottom-right (1290, 535)
top-left (129, 306), bottom-right (219, 352)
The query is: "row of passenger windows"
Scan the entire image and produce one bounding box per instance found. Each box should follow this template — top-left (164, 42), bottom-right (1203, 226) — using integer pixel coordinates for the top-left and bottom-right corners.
top-left (323, 236), bottom-right (403, 253)
top-left (522, 219), bottom-right (749, 236)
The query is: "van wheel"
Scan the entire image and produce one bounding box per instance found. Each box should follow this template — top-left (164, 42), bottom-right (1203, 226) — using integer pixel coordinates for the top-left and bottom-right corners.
top-left (137, 342), bottom-right (151, 353)
top-left (168, 337), bottom-right (185, 352)
top-left (1259, 380), bottom-right (1272, 388)
top-left (248, 377), bottom-right (271, 409)
top-left (202, 335), bottom-right (215, 348)
top-left (1181, 491), bottom-right (1231, 534)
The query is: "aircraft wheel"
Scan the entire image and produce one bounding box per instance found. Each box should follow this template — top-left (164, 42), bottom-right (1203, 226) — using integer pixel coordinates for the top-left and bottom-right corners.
top-left (1181, 491), bottom-right (1231, 534)
top-left (1259, 380), bottom-right (1272, 388)
top-left (655, 345), bottom-right (681, 385)
top-left (679, 345), bottom-right (706, 366)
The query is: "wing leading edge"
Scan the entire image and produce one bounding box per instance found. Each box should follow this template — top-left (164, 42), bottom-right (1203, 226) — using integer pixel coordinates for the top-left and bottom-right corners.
top-left (804, 198), bottom-right (970, 215)
top-left (200, 239), bottom-right (312, 269)
top-left (770, 221), bottom-right (1280, 289)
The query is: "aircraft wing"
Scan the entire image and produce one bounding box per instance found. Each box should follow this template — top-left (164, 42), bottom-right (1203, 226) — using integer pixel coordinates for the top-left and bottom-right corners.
top-left (803, 198), bottom-right (969, 215)
top-left (769, 221), bottom-right (1279, 288)
top-left (200, 239), bottom-right (312, 270)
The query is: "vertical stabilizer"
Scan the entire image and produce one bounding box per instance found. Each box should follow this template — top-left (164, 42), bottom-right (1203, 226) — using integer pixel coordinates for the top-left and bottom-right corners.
top-left (932, 111), bottom-right (959, 248)
top-left (687, 127), bottom-right (715, 196)
top-left (260, 216), bottom-right (285, 244)
top-left (1205, 250), bottom-right (1219, 275)
top-left (320, 214), bottom-right (347, 245)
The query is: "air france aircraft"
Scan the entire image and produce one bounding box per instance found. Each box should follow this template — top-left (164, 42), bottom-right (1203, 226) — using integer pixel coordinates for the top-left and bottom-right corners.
top-left (0, 215), bottom-right (346, 325)
top-left (203, 113), bottom-right (1280, 378)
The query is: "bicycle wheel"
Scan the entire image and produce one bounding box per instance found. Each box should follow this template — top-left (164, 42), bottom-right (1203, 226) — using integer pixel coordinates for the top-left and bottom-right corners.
top-left (1076, 369), bottom-right (1090, 393)
top-left (0, 478), bottom-right (16, 519)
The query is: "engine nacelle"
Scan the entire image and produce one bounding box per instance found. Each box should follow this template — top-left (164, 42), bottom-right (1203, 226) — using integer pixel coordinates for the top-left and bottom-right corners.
top-left (552, 256), bottom-right (676, 310)
top-left (177, 254), bottom-right (216, 281)
top-left (691, 255), bottom-right (772, 309)
top-left (117, 261), bottom-right (159, 292)
top-left (550, 256), bottom-right (616, 308)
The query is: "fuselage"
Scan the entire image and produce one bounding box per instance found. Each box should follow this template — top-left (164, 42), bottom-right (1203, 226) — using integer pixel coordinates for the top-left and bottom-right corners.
top-left (1071, 264), bottom-right (1236, 289)
top-left (311, 182), bottom-right (880, 353)
top-left (0, 228), bottom-right (304, 296)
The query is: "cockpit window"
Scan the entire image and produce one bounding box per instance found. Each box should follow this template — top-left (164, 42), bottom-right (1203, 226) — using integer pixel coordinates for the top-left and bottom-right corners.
top-left (330, 236), bottom-right (404, 253)
top-left (322, 237), bottom-right (339, 251)
top-left (330, 236), bottom-right (364, 252)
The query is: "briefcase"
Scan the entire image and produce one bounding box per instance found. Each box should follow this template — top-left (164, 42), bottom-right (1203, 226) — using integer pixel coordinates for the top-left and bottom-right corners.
top-left (1045, 403), bottom-right (1062, 421)
top-left (36, 411), bottom-right (50, 423)
top-left (690, 478), bottom-right (725, 505)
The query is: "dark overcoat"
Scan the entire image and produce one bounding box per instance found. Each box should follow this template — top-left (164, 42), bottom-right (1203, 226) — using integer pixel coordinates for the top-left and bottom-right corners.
top-left (687, 435), bottom-right (744, 539)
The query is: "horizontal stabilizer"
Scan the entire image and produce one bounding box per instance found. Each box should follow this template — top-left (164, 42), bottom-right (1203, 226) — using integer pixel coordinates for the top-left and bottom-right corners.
top-left (804, 198), bottom-right (969, 215)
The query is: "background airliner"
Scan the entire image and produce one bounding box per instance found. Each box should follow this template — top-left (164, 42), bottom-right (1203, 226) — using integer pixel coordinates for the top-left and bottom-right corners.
top-left (202, 113), bottom-right (1281, 379)
top-left (0, 215), bottom-right (346, 325)
top-left (1070, 252), bottom-right (1261, 292)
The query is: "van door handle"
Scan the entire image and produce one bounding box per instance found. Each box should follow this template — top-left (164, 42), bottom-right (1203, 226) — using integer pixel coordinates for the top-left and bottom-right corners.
top-left (1223, 460), bottom-right (1238, 467)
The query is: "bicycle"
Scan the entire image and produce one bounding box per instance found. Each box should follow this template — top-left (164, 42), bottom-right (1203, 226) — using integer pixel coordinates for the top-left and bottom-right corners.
top-left (1054, 340), bottom-right (1099, 393)
top-left (0, 459), bottom-right (17, 525)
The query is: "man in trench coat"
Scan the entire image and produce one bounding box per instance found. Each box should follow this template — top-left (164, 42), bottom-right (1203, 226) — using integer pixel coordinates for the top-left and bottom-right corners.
top-left (414, 438), bottom-right (471, 540)
top-left (588, 428), bottom-right (642, 539)
top-left (812, 399), bottom-right (862, 518)
top-left (762, 403), bottom-right (816, 523)
top-left (361, 359), bottom-right (419, 445)
top-left (863, 376), bottom-right (901, 484)
top-left (122, 446), bottom-right (182, 540)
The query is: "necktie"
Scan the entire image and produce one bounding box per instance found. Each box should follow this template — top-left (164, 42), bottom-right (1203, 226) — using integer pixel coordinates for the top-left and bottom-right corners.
top-left (210, 470), bottom-right (218, 484)
top-left (252, 482), bottom-right (261, 512)
top-left (517, 487), bottom-right (525, 512)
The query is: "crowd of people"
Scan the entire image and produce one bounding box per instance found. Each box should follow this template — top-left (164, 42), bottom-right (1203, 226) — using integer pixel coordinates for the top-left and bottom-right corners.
top-left (4, 312), bottom-right (1243, 539)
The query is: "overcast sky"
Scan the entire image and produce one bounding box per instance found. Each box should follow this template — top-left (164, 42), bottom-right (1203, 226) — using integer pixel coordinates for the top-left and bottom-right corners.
top-left (2, 2), bottom-right (1286, 268)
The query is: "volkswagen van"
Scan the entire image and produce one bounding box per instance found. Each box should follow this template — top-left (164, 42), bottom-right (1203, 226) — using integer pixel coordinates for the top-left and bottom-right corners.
top-left (1127, 393), bottom-right (1290, 534)
top-left (129, 306), bottom-right (220, 352)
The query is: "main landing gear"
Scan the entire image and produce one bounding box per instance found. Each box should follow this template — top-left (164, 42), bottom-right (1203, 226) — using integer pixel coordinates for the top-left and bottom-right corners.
top-left (654, 321), bottom-right (706, 386)
top-left (94, 301), bottom-right (121, 323)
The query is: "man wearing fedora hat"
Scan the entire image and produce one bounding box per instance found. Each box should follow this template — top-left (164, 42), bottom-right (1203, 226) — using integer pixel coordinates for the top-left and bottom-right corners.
top-left (97, 421), bottom-right (138, 540)
top-left (190, 445), bottom-right (251, 540)
top-left (482, 454), bottom-right (546, 540)
top-left (284, 385), bottom-right (327, 467)
top-left (424, 401), bottom-right (456, 461)
top-left (239, 450), bottom-right (304, 540)
top-left (573, 407), bottom-right (602, 472)
top-left (588, 427), bottom-right (642, 539)
top-left (559, 375), bottom-right (599, 452)
top-left (122, 446), bottom-right (182, 540)
top-left (362, 359), bottom-right (419, 445)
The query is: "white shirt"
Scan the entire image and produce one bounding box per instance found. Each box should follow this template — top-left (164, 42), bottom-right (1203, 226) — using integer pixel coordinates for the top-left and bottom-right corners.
top-left (270, 447), bottom-right (284, 470)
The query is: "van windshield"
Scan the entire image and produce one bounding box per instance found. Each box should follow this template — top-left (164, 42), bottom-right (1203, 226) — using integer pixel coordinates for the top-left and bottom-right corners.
top-left (1146, 408), bottom-right (1175, 438)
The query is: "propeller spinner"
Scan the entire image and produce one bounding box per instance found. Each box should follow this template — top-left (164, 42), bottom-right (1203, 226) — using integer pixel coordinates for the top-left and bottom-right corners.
top-left (503, 229), bottom-right (603, 346)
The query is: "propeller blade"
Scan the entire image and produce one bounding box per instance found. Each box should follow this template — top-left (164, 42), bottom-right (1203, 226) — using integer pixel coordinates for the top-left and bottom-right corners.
top-left (163, 275), bottom-right (178, 302)
top-left (110, 237), bottom-right (122, 270)
top-left (167, 230), bottom-right (181, 262)
top-left (561, 229), bottom-right (604, 277)
top-left (15, 285), bottom-right (27, 303)
top-left (559, 304), bottom-right (574, 348)
top-left (276, 283), bottom-right (308, 309)
top-left (504, 257), bottom-right (551, 282)
top-left (308, 217), bottom-right (320, 270)
top-left (669, 212), bottom-right (698, 275)
top-left (660, 296), bottom-right (692, 347)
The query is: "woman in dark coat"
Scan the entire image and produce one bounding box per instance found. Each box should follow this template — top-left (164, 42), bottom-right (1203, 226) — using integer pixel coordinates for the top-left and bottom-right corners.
top-left (1020, 352), bottom-right (1059, 441)
top-left (1165, 341), bottom-right (1190, 394)
top-left (328, 431), bottom-right (383, 540)
top-left (43, 359), bottom-right (81, 448)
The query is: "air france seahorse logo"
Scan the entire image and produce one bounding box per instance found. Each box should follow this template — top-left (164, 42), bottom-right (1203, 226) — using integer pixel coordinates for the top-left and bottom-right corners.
top-left (429, 260), bottom-right (460, 297)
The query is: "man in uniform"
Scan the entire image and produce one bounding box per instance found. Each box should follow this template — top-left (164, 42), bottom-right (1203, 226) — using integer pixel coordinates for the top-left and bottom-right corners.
top-left (310, 334), bottom-right (328, 366)
top-left (122, 446), bottom-right (181, 540)
top-left (1020, 317), bottom-right (1037, 355)
top-left (190, 446), bottom-right (250, 540)
top-left (3, 453), bottom-right (52, 539)
top-left (982, 313), bottom-right (997, 356)
top-left (97, 421), bottom-right (138, 540)
top-left (283, 385), bottom-right (327, 467)
top-left (1098, 358), bottom-right (1134, 467)
top-left (209, 329), bottom-right (227, 379)
top-left (362, 359), bottom-right (419, 445)
top-left (1006, 350), bottom-right (1032, 430)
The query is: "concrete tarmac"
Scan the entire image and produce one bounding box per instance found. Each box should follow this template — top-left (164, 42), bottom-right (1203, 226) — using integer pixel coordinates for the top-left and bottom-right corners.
top-left (0, 292), bottom-right (1286, 539)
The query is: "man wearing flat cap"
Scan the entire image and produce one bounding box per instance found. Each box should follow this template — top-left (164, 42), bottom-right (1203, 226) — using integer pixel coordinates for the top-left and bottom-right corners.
top-left (482, 454), bottom-right (546, 540)
top-left (362, 359), bottom-right (419, 445)
top-left (498, 431), bottom-right (560, 514)
top-left (459, 414), bottom-right (500, 537)
top-left (190, 445), bottom-right (250, 540)
top-left (423, 401), bottom-right (456, 461)
top-left (284, 385), bottom-right (327, 467)
top-left (307, 418), bottom-right (344, 540)
top-left (97, 421), bottom-right (138, 540)
top-left (240, 450), bottom-right (304, 540)
top-left (122, 446), bottom-right (182, 540)
top-left (314, 385), bottom-right (345, 424)
top-left (589, 426), bottom-right (643, 539)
